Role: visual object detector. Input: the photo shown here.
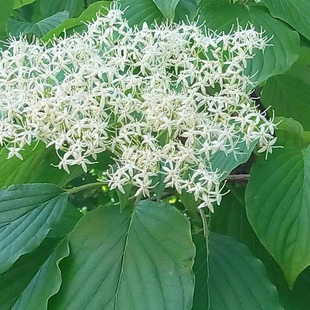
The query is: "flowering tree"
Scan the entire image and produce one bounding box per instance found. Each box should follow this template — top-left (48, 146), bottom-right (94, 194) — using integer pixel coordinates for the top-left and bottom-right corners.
top-left (0, 0), bottom-right (309, 309)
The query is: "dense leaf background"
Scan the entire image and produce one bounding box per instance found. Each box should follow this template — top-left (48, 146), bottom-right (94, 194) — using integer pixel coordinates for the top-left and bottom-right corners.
top-left (0, 0), bottom-right (310, 309)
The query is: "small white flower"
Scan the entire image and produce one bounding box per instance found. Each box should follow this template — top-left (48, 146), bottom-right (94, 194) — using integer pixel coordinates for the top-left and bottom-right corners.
top-left (0, 7), bottom-right (276, 212)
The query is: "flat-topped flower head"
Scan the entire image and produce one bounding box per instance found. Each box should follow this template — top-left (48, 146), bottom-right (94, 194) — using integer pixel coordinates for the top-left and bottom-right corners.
top-left (0, 7), bottom-right (276, 211)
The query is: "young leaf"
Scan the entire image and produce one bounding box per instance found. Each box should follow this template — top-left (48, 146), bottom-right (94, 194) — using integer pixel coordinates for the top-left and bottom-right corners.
top-left (49, 201), bottom-right (195, 310)
top-left (199, 0), bottom-right (300, 84)
top-left (193, 233), bottom-right (282, 310)
top-left (0, 183), bottom-right (68, 273)
top-left (246, 145), bottom-right (310, 288)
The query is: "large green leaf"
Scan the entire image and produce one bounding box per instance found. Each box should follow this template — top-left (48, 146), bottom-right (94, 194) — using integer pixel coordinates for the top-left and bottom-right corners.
top-left (246, 144), bottom-right (310, 288)
top-left (0, 143), bottom-right (83, 188)
top-left (0, 184), bottom-right (68, 273)
top-left (210, 187), bottom-right (310, 310)
top-left (210, 187), bottom-right (258, 245)
top-left (210, 186), bottom-right (277, 277)
top-left (7, 10), bottom-right (69, 37)
top-left (11, 240), bottom-right (69, 310)
top-left (47, 203), bottom-right (82, 239)
top-left (0, 0), bottom-right (14, 36)
top-left (174, 0), bottom-right (200, 22)
top-left (0, 202), bottom-right (81, 310)
top-left (13, 0), bottom-right (37, 9)
top-left (262, 0), bottom-right (310, 41)
top-left (120, 0), bottom-right (164, 27)
top-left (50, 201), bottom-right (195, 309)
top-left (0, 238), bottom-right (65, 309)
top-left (199, 0), bottom-right (300, 84)
top-left (39, 0), bottom-right (84, 18)
top-left (152, 0), bottom-right (180, 20)
top-left (261, 53), bottom-right (310, 131)
top-left (42, 1), bottom-right (110, 41)
top-left (193, 233), bottom-right (282, 310)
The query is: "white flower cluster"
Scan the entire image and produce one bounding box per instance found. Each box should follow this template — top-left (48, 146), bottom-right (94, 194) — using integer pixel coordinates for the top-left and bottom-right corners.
top-left (0, 8), bottom-right (276, 210)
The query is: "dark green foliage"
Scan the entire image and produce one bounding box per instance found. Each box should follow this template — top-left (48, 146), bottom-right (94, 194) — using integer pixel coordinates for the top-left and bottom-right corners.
top-left (0, 0), bottom-right (310, 309)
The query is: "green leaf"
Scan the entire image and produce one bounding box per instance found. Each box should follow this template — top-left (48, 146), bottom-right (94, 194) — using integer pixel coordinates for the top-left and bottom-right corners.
top-left (193, 233), bottom-right (282, 310)
top-left (210, 186), bottom-right (277, 271)
top-left (210, 187), bottom-right (310, 310)
top-left (0, 143), bottom-right (83, 189)
top-left (199, 0), bottom-right (300, 84)
top-left (210, 187), bottom-right (257, 245)
top-left (283, 267), bottom-right (310, 310)
top-left (39, 0), bottom-right (84, 18)
top-left (262, 0), bottom-right (310, 41)
top-left (0, 202), bottom-right (81, 310)
top-left (0, 238), bottom-right (69, 310)
top-left (116, 182), bottom-right (133, 213)
top-left (13, 0), bottom-right (37, 9)
top-left (152, 0), bottom-right (180, 20)
top-left (261, 57), bottom-right (310, 131)
top-left (41, 1), bottom-right (110, 41)
top-left (47, 203), bottom-right (82, 238)
top-left (50, 201), bottom-right (195, 309)
top-left (276, 117), bottom-right (304, 140)
top-left (275, 117), bottom-right (308, 149)
top-left (7, 10), bottom-right (69, 37)
top-left (298, 47), bottom-right (310, 64)
top-left (11, 240), bottom-right (69, 310)
top-left (300, 132), bottom-right (310, 149)
top-left (120, 0), bottom-right (164, 27)
top-left (246, 145), bottom-right (310, 288)
top-left (0, 183), bottom-right (68, 273)
top-left (181, 189), bottom-right (199, 219)
top-left (174, 0), bottom-right (200, 22)
top-left (274, 117), bottom-right (310, 150)
top-left (211, 140), bottom-right (256, 180)
top-left (12, 0), bottom-right (44, 24)
top-left (0, 0), bottom-right (14, 36)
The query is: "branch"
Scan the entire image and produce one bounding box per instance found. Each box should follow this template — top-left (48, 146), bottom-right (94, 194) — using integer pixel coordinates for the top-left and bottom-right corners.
top-left (226, 174), bottom-right (250, 182)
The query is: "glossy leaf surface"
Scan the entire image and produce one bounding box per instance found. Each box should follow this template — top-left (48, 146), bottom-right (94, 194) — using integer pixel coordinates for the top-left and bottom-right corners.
top-left (50, 201), bottom-right (195, 309)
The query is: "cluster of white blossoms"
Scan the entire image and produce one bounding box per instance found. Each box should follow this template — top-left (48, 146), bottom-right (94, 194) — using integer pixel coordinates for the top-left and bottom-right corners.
top-left (0, 8), bottom-right (276, 210)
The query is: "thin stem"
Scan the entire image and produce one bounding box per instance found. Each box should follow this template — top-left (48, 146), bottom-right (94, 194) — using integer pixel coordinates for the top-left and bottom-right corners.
top-left (65, 182), bottom-right (103, 195)
top-left (226, 174), bottom-right (250, 182)
top-left (199, 208), bottom-right (211, 310)
top-left (199, 209), bottom-right (207, 237)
